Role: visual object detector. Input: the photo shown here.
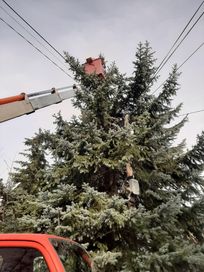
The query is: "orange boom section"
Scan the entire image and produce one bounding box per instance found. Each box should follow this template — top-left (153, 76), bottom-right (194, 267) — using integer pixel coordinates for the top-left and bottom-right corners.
top-left (0, 93), bottom-right (25, 105)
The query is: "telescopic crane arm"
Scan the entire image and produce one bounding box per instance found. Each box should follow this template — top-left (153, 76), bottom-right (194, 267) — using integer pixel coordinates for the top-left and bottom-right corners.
top-left (0, 57), bottom-right (105, 123)
top-left (0, 86), bottom-right (76, 123)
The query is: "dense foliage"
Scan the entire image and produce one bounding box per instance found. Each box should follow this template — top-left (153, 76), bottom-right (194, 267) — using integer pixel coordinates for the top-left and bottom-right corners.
top-left (1, 42), bottom-right (204, 271)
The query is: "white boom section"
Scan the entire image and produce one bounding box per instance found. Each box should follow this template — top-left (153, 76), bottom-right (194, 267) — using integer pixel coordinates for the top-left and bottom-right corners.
top-left (0, 86), bottom-right (76, 123)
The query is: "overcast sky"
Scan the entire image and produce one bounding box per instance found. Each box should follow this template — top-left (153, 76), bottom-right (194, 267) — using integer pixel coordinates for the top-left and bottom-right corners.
top-left (0, 0), bottom-right (203, 182)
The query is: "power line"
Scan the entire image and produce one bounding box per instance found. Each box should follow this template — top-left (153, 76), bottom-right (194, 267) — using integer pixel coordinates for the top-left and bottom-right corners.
top-left (2, 0), bottom-right (66, 61)
top-left (0, 4), bottom-right (70, 72)
top-left (0, 16), bottom-right (73, 79)
top-left (177, 42), bottom-right (204, 70)
top-left (155, 1), bottom-right (204, 75)
top-left (152, 42), bottom-right (204, 94)
top-left (155, 10), bottom-right (204, 76)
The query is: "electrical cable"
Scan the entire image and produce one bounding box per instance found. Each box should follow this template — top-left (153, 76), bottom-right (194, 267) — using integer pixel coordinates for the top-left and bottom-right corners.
top-left (152, 42), bottom-right (204, 94)
top-left (0, 4), bottom-right (70, 72)
top-left (2, 0), bottom-right (66, 61)
top-left (155, 1), bottom-right (204, 75)
top-left (177, 42), bottom-right (204, 70)
top-left (0, 16), bottom-right (74, 79)
top-left (155, 10), bottom-right (204, 76)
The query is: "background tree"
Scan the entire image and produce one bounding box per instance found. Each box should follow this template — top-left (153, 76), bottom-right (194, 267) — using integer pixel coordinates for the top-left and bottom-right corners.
top-left (1, 42), bottom-right (204, 271)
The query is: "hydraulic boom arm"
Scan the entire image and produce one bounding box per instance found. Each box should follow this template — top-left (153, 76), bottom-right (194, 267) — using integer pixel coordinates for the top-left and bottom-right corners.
top-left (0, 86), bottom-right (76, 123)
top-left (0, 56), bottom-right (105, 123)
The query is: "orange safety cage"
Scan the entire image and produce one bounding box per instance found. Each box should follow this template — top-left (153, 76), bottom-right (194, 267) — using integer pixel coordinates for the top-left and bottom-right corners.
top-left (84, 57), bottom-right (105, 78)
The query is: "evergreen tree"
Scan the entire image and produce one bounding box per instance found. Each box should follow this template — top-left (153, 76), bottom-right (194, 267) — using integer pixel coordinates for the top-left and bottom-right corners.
top-left (2, 42), bottom-right (204, 271)
top-left (11, 131), bottom-right (48, 194)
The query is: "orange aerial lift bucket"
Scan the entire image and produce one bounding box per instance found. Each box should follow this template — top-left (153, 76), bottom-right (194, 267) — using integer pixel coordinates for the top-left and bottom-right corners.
top-left (84, 57), bottom-right (105, 78)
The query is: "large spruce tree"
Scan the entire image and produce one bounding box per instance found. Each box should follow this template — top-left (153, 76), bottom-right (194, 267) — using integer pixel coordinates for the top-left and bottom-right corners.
top-left (1, 42), bottom-right (204, 271)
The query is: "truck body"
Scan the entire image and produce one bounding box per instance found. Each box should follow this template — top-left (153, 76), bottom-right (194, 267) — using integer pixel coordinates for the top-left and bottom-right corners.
top-left (0, 233), bottom-right (93, 272)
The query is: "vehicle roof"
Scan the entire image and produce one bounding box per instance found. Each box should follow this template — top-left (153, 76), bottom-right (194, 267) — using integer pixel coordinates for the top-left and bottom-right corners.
top-left (0, 233), bottom-right (72, 243)
top-left (0, 233), bottom-right (93, 269)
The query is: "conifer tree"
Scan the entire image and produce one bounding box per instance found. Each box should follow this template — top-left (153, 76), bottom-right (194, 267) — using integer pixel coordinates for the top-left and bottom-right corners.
top-left (2, 42), bottom-right (204, 271)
